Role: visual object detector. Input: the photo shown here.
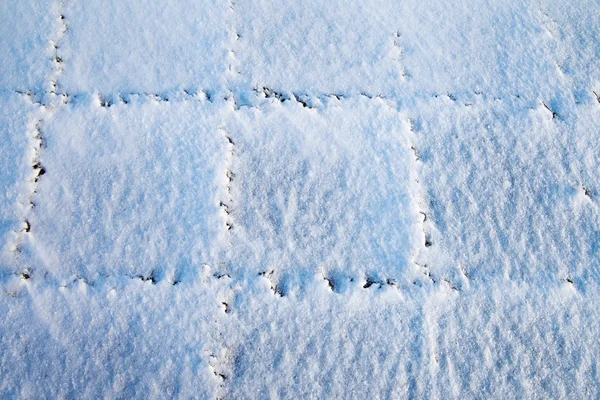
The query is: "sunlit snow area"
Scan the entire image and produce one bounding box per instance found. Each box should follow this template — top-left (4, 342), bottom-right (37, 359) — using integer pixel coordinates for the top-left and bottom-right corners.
top-left (1, 0), bottom-right (600, 398)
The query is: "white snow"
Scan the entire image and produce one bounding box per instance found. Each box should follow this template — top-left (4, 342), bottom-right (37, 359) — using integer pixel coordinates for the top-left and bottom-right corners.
top-left (0, 95), bottom-right (37, 272)
top-left (0, 271), bottom-right (233, 398)
top-left (226, 98), bottom-right (422, 288)
top-left (1, 0), bottom-right (600, 397)
top-left (410, 95), bottom-right (600, 285)
top-left (22, 98), bottom-right (227, 282)
top-left (231, 0), bottom-right (406, 95)
top-left (59, 0), bottom-right (232, 94)
top-left (0, 1), bottom-right (56, 93)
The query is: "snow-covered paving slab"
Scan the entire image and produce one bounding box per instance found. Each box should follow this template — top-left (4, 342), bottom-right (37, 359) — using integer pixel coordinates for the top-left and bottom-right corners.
top-left (231, 0), bottom-right (407, 96)
top-left (20, 99), bottom-right (229, 283)
top-left (231, 0), bottom-right (588, 102)
top-left (0, 273), bottom-right (233, 398)
top-left (58, 0), bottom-right (232, 94)
top-left (395, 0), bottom-right (568, 102)
top-left (224, 97), bottom-right (423, 290)
top-left (538, 0), bottom-right (600, 102)
top-left (224, 279), bottom-right (600, 398)
top-left (409, 95), bottom-right (600, 286)
top-left (0, 1), bottom-right (56, 93)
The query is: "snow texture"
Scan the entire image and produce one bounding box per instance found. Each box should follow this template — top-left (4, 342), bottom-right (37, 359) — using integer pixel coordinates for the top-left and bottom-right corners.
top-left (21, 99), bottom-right (227, 281)
top-left (225, 98), bottom-right (422, 288)
top-left (0, 1), bottom-right (56, 93)
top-left (0, 272), bottom-right (232, 398)
top-left (59, 0), bottom-right (232, 94)
top-left (411, 95), bottom-right (600, 286)
top-left (1, 0), bottom-right (600, 397)
top-left (0, 95), bottom-right (36, 270)
top-left (224, 280), bottom-right (600, 399)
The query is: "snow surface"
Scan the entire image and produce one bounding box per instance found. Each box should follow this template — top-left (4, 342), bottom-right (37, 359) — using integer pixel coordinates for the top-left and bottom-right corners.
top-left (226, 98), bottom-right (422, 288)
top-left (21, 98), bottom-right (227, 281)
top-left (0, 95), bottom-right (36, 270)
top-left (59, 0), bottom-right (232, 94)
top-left (0, 1), bottom-right (56, 93)
top-left (1, 0), bottom-right (600, 398)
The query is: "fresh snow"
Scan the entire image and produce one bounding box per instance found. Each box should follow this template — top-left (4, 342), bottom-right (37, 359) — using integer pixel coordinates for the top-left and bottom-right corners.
top-left (21, 98), bottom-right (227, 281)
top-left (1, 0), bottom-right (600, 398)
top-left (226, 98), bottom-right (422, 287)
top-left (59, 1), bottom-right (232, 94)
top-left (0, 1), bottom-right (56, 93)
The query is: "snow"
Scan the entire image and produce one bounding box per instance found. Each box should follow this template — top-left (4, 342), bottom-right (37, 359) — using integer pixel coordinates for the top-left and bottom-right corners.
top-left (226, 98), bottom-right (422, 288)
top-left (0, 272), bottom-right (232, 398)
top-left (224, 281), bottom-right (600, 398)
top-left (0, 1), bottom-right (56, 93)
top-left (22, 98), bottom-right (227, 281)
top-left (410, 95), bottom-right (600, 286)
top-left (59, 0), bottom-right (232, 94)
top-left (1, 0), bottom-right (600, 397)
top-left (231, 0), bottom-right (406, 95)
top-left (0, 95), bottom-right (37, 272)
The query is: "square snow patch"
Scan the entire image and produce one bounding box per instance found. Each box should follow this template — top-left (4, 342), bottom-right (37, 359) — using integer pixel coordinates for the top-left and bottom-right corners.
top-left (225, 98), bottom-right (422, 290)
top-left (22, 99), bottom-right (229, 282)
top-left (410, 96), bottom-right (600, 285)
top-left (58, 0), bottom-right (232, 94)
top-left (232, 0), bottom-right (406, 96)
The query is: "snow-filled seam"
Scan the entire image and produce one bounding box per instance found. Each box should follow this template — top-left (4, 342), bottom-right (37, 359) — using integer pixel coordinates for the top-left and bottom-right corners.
top-left (392, 31), bottom-right (411, 81)
top-left (1, 265), bottom-right (240, 301)
top-left (406, 116), bottom-right (463, 292)
top-left (2, 264), bottom-right (464, 300)
top-left (49, 2), bottom-right (68, 99)
top-left (13, 86), bottom-right (582, 112)
top-left (7, 0), bottom-right (72, 279)
top-left (7, 119), bottom-right (46, 278)
top-left (219, 126), bottom-right (235, 235)
top-left (51, 88), bottom-right (400, 113)
top-left (225, 0), bottom-right (241, 82)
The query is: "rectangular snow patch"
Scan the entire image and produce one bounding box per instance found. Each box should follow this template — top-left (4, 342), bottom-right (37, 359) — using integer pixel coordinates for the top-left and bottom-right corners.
top-left (59, 0), bottom-right (232, 93)
top-left (225, 98), bottom-right (422, 290)
top-left (0, 279), bottom-right (231, 398)
top-left (22, 100), bottom-right (229, 282)
top-left (232, 0), bottom-right (407, 95)
top-left (394, 0), bottom-right (565, 101)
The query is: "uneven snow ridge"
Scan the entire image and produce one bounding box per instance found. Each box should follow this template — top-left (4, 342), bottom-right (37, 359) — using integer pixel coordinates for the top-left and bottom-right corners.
top-left (1, 0), bottom-right (599, 398)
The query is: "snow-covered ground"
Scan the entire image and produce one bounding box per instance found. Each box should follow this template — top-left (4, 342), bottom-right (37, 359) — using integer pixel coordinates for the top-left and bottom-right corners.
top-left (1, 0), bottom-right (600, 398)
